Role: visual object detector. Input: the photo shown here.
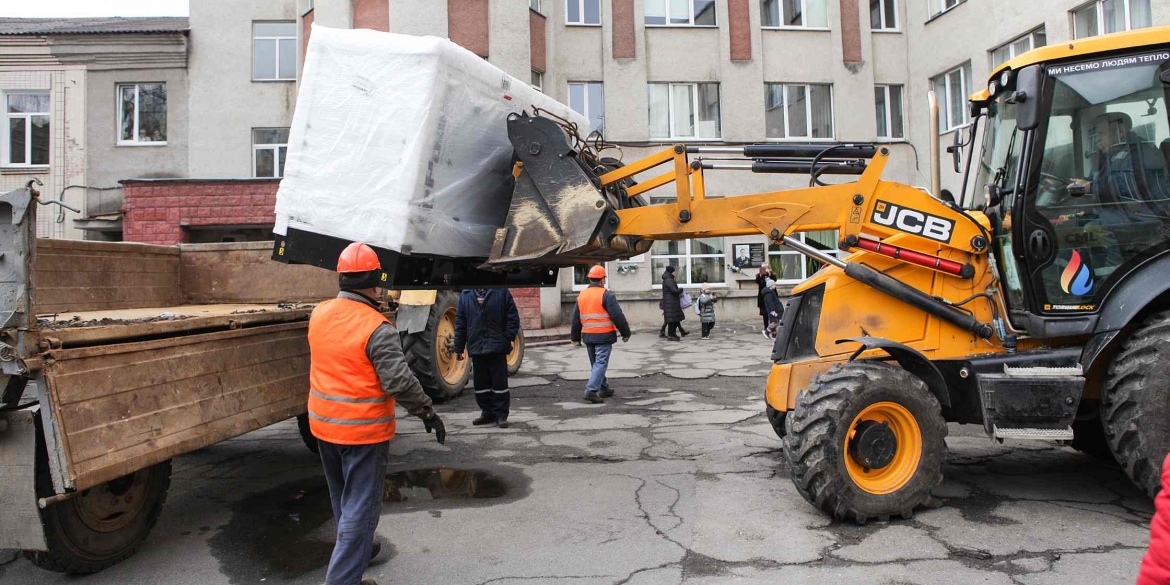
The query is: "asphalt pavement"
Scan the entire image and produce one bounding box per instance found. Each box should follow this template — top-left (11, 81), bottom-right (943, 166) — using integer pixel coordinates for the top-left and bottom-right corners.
top-left (0, 323), bottom-right (1154, 585)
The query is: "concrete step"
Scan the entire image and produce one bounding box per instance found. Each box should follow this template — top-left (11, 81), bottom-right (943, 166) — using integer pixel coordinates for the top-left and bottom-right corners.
top-left (526, 325), bottom-right (571, 347)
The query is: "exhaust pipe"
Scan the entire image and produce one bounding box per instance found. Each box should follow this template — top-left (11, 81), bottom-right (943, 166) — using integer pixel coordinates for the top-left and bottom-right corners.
top-left (928, 90), bottom-right (941, 198)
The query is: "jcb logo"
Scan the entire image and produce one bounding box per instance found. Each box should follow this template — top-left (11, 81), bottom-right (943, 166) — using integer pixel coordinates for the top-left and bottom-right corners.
top-left (871, 200), bottom-right (955, 243)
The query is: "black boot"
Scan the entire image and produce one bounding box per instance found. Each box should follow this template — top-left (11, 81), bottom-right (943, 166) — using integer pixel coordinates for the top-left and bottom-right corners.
top-left (472, 415), bottom-right (497, 426)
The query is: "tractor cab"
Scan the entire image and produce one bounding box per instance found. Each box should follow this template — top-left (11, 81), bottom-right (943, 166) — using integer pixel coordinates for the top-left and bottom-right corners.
top-left (962, 30), bottom-right (1170, 338)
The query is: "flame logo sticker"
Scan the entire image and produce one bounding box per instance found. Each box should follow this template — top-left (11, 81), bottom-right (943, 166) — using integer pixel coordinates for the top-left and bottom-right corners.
top-left (1060, 250), bottom-right (1094, 296)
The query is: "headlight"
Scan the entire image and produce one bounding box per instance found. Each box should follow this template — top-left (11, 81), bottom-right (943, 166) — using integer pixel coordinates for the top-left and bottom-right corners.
top-left (999, 70), bottom-right (1012, 87)
top-left (988, 80), bottom-right (998, 95)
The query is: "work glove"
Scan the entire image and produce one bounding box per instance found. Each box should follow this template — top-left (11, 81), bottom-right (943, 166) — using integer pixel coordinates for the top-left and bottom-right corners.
top-left (622, 336), bottom-right (630, 343)
top-left (456, 352), bottom-right (464, 361)
top-left (423, 413), bottom-right (446, 444)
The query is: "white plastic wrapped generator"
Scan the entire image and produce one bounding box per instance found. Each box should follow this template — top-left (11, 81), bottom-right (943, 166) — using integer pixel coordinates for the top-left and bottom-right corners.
top-left (274, 25), bottom-right (590, 258)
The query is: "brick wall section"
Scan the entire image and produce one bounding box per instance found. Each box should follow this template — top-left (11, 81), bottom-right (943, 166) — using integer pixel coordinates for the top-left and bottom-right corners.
top-left (529, 9), bottom-right (546, 73)
top-left (611, 0), bottom-right (636, 59)
top-left (121, 179), bottom-right (280, 245)
top-left (728, 0), bottom-right (752, 61)
top-left (448, 0), bottom-right (489, 57)
top-left (510, 287), bottom-right (542, 331)
top-left (839, 0), bottom-right (862, 64)
top-left (353, 0), bottom-right (390, 32)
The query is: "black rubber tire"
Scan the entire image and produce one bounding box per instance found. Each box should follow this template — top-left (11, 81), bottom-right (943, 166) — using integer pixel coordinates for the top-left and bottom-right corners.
top-left (1103, 310), bottom-right (1170, 497)
top-left (28, 460), bottom-right (172, 574)
top-left (506, 328), bottom-right (526, 376)
top-left (402, 291), bottom-right (468, 402)
top-left (766, 405), bottom-right (787, 439)
top-left (296, 413), bottom-right (320, 455)
top-left (783, 361), bottom-right (947, 523)
top-left (1070, 412), bottom-right (1112, 459)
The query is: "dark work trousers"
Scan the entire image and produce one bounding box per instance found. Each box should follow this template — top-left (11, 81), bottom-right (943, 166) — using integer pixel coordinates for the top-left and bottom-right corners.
top-left (701, 322), bottom-right (714, 337)
top-left (472, 353), bottom-right (510, 421)
top-left (319, 439), bottom-right (389, 585)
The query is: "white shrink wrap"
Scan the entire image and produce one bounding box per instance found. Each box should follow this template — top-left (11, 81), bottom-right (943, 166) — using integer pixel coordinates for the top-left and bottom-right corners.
top-left (274, 25), bottom-right (590, 258)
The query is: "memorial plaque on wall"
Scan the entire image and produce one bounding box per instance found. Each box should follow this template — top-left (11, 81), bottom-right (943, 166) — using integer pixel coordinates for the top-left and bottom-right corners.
top-left (732, 243), bottom-right (766, 269)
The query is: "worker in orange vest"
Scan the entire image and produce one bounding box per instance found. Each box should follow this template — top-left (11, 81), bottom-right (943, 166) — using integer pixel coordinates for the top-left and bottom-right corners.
top-left (307, 242), bottom-right (446, 585)
top-left (570, 264), bottom-right (631, 403)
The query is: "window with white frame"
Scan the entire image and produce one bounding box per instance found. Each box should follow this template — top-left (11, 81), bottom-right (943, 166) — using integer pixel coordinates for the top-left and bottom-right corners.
top-left (930, 64), bottom-right (970, 133)
top-left (929, 0), bottom-right (962, 18)
top-left (648, 83), bottom-right (721, 140)
top-left (4, 93), bottom-right (49, 167)
top-left (566, 0), bottom-right (600, 24)
top-left (649, 197), bottom-right (724, 286)
top-left (253, 128), bottom-right (289, 178)
top-left (117, 83), bottom-right (167, 144)
top-left (531, 70), bottom-right (543, 93)
top-left (645, 0), bottom-right (717, 26)
top-left (874, 84), bottom-right (904, 139)
top-left (768, 230), bottom-right (842, 283)
top-left (253, 22), bottom-right (296, 81)
top-left (572, 263), bottom-right (610, 290)
top-left (530, 0), bottom-right (540, 11)
top-left (1072, 0), bottom-right (1151, 39)
top-left (991, 28), bottom-right (1046, 69)
top-left (569, 82), bottom-right (605, 133)
top-left (761, 0), bottom-right (828, 28)
top-left (870, 0), bottom-right (897, 30)
top-left (765, 83), bottom-right (834, 140)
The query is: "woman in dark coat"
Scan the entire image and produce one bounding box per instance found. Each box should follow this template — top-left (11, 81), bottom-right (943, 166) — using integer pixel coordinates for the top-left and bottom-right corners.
top-left (661, 266), bottom-right (686, 341)
top-left (755, 264), bottom-right (773, 337)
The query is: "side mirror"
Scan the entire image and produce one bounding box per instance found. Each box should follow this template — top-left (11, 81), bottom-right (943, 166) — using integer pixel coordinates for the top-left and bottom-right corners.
top-left (1014, 65), bottom-right (1043, 131)
top-left (946, 129), bottom-right (963, 173)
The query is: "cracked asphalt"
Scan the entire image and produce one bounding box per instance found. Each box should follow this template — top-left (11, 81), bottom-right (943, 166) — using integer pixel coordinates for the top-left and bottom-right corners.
top-left (0, 323), bottom-right (1155, 585)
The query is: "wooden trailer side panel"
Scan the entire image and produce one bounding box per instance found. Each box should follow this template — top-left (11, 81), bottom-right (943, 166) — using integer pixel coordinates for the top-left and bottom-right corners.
top-left (39, 321), bottom-right (311, 492)
top-left (35, 239), bottom-right (182, 315)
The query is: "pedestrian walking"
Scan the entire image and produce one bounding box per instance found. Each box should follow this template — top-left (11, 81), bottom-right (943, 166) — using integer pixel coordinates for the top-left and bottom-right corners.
top-left (571, 265), bottom-right (631, 404)
top-left (755, 264), bottom-right (774, 338)
top-left (453, 287), bottom-right (520, 428)
top-left (661, 265), bottom-right (687, 341)
top-left (763, 278), bottom-right (784, 339)
top-left (1138, 453), bottom-right (1170, 585)
top-left (697, 283), bottom-right (719, 340)
top-left (307, 242), bottom-right (446, 585)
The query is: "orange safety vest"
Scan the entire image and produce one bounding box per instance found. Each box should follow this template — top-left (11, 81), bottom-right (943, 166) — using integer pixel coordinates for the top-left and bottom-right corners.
top-left (307, 298), bottom-right (396, 445)
top-left (577, 286), bottom-right (617, 334)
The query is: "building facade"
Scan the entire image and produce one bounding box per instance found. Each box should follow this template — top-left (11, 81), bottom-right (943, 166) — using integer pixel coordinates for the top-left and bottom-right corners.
top-left (298, 0), bottom-right (1169, 323)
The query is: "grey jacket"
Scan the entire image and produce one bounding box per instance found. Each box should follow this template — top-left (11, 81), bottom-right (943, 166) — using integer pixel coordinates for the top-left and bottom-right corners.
top-left (697, 292), bottom-right (718, 324)
top-left (338, 291), bottom-right (435, 419)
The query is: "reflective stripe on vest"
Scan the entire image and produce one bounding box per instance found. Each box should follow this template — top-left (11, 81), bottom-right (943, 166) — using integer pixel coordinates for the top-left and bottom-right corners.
top-left (307, 298), bottom-right (396, 445)
top-left (577, 286), bottom-right (616, 334)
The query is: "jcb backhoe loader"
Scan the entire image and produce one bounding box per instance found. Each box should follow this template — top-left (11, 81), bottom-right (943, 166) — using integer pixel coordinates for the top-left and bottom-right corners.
top-left (275, 26), bottom-right (1170, 522)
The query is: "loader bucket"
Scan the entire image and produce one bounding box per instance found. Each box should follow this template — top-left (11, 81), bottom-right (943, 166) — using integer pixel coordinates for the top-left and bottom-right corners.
top-left (484, 114), bottom-right (651, 269)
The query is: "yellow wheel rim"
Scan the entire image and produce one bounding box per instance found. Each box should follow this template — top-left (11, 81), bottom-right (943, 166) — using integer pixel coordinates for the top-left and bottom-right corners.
top-left (506, 330), bottom-right (523, 369)
top-left (843, 401), bottom-right (922, 495)
top-left (436, 307), bottom-right (468, 386)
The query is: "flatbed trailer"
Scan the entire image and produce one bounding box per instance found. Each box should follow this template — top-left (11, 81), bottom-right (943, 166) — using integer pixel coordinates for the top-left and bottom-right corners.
top-left (0, 186), bottom-right (342, 573)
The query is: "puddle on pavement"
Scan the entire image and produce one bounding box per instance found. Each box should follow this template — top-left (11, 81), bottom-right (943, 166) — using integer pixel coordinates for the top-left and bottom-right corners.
top-left (384, 468), bottom-right (507, 502)
top-left (210, 467), bottom-right (520, 584)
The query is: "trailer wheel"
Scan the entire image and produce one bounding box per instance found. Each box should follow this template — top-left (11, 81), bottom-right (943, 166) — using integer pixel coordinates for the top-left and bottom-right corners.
top-left (784, 361), bottom-right (946, 523)
top-left (403, 291), bottom-right (469, 402)
top-left (29, 460), bottom-right (172, 574)
top-left (1103, 310), bottom-right (1170, 497)
top-left (296, 413), bottom-right (320, 455)
top-left (506, 328), bottom-right (526, 376)
top-left (766, 405), bottom-right (787, 439)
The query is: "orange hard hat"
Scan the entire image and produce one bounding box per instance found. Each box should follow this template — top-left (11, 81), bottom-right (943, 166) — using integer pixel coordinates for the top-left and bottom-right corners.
top-left (337, 242), bottom-right (381, 273)
top-left (587, 265), bottom-right (606, 279)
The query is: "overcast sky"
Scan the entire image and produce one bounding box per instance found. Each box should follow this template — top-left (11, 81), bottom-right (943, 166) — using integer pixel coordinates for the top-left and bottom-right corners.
top-left (3, 0), bottom-right (189, 18)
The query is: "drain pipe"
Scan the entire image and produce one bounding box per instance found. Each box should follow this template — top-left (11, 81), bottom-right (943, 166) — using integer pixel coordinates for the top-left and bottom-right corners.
top-left (928, 91), bottom-right (941, 198)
